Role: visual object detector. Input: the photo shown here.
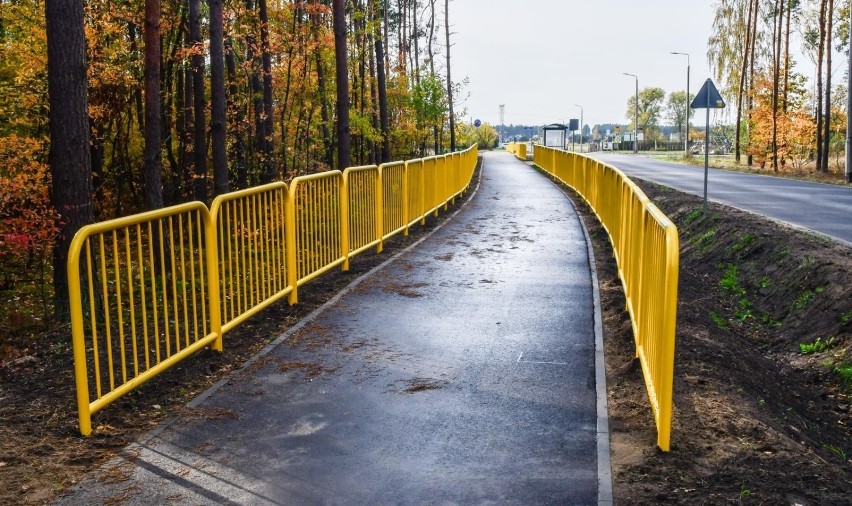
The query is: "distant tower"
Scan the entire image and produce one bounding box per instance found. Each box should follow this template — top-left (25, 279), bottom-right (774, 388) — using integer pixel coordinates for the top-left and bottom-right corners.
top-left (498, 104), bottom-right (505, 142)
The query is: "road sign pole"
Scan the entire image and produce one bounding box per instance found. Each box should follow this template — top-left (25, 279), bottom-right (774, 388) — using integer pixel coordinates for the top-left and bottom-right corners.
top-left (704, 105), bottom-right (710, 215)
top-left (691, 78), bottom-right (724, 215)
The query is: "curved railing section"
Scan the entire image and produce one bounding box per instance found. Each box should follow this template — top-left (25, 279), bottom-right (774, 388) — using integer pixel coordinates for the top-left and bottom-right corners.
top-left (67, 145), bottom-right (478, 436)
top-left (533, 145), bottom-right (680, 451)
top-left (506, 141), bottom-right (527, 160)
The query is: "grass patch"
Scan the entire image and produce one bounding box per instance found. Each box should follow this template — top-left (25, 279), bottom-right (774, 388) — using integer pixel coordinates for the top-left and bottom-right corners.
top-left (685, 208), bottom-right (703, 224)
top-left (792, 287), bottom-right (824, 311)
top-left (732, 232), bottom-right (755, 254)
top-left (841, 310), bottom-right (852, 324)
top-left (710, 310), bottom-right (730, 329)
top-left (836, 362), bottom-right (852, 384)
top-left (799, 337), bottom-right (835, 354)
top-left (720, 264), bottom-right (743, 294)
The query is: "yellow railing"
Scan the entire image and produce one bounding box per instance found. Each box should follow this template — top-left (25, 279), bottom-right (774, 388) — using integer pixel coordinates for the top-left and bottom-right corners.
top-left (210, 183), bottom-right (290, 334)
top-left (506, 141), bottom-right (528, 160)
top-left (67, 203), bottom-right (222, 436)
top-left (68, 145), bottom-right (479, 435)
top-left (533, 145), bottom-right (679, 451)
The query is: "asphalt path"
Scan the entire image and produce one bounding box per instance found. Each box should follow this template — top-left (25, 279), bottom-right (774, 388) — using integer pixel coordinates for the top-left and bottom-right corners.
top-left (588, 152), bottom-right (852, 246)
top-left (59, 152), bottom-right (609, 505)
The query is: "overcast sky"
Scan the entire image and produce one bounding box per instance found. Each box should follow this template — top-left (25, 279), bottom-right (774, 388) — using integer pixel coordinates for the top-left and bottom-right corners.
top-left (448, 0), bottom-right (719, 128)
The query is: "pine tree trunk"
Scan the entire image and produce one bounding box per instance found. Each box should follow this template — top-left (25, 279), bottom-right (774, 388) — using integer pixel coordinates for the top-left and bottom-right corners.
top-left (735, 0), bottom-right (756, 164)
top-left (209, 0), bottom-right (229, 195)
top-left (771, 0), bottom-right (783, 172)
top-left (333, 0), bottom-right (351, 169)
top-left (143, 0), bottom-right (165, 209)
top-left (45, 0), bottom-right (95, 318)
top-left (747, 0), bottom-right (759, 167)
top-left (816, 0), bottom-right (827, 172)
top-left (190, 0), bottom-right (207, 199)
top-left (821, 0), bottom-right (834, 172)
top-left (375, 0), bottom-right (391, 162)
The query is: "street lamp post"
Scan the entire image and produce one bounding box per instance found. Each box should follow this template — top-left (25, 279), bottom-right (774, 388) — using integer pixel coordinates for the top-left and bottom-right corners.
top-left (574, 104), bottom-right (583, 153)
top-left (623, 73), bottom-right (638, 153)
top-left (671, 52), bottom-right (690, 155)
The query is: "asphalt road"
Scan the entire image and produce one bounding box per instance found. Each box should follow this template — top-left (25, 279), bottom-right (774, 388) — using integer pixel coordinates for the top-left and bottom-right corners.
top-left (588, 152), bottom-right (852, 246)
top-left (59, 152), bottom-right (608, 505)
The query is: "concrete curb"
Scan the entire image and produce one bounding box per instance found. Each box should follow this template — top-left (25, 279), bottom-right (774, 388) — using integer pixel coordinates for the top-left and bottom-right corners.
top-left (526, 158), bottom-right (613, 505)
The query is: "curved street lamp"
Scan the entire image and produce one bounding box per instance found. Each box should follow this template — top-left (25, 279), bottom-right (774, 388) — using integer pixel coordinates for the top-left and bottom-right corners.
top-left (574, 104), bottom-right (583, 152)
top-left (623, 73), bottom-right (638, 153)
top-left (671, 52), bottom-right (690, 155)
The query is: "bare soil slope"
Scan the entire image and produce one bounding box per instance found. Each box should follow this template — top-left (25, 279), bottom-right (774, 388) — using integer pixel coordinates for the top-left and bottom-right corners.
top-left (574, 178), bottom-right (852, 504)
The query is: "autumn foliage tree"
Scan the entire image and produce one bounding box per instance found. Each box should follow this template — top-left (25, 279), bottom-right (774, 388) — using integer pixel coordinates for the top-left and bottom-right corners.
top-left (0, 0), bottom-right (463, 326)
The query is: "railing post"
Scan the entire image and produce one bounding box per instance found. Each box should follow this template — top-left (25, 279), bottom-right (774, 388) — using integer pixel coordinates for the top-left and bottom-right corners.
top-left (67, 232), bottom-right (93, 436)
top-left (420, 160), bottom-right (427, 225)
top-left (376, 165), bottom-right (384, 253)
top-left (341, 171), bottom-right (352, 269)
top-left (403, 161), bottom-right (410, 236)
top-left (204, 208), bottom-right (223, 352)
top-left (285, 184), bottom-right (298, 304)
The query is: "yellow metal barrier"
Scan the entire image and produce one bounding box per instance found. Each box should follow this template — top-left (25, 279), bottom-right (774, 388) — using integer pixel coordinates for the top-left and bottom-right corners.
top-left (67, 145), bottom-right (479, 435)
top-left (507, 141), bottom-right (527, 160)
top-left (405, 158), bottom-right (425, 228)
top-left (286, 171), bottom-right (346, 303)
top-left (343, 165), bottom-right (382, 260)
top-left (210, 183), bottom-right (291, 334)
top-left (67, 202), bottom-right (221, 436)
top-left (533, 145), bottom-right (679, 451)
top-left (380, 162), bottom-right (407, 241)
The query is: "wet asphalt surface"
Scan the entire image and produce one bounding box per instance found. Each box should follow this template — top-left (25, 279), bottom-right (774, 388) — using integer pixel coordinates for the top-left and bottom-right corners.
top-left (590, 152), bottom-right (852, 246)
top-left (59, 152), bottom-right (600, 505)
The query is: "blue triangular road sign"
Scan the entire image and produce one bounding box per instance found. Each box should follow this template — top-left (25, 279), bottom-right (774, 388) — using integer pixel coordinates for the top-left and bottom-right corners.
top-left (691, 78), bottom-right (726, 109)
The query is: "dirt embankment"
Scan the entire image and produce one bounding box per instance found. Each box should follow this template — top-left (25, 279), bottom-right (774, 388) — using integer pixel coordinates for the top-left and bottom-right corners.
top-left (574, 179), bottom-right (852, 504)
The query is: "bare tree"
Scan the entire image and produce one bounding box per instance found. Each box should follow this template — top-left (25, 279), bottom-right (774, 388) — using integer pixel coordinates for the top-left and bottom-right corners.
top-left (44, 0), bottom-right (95, 317)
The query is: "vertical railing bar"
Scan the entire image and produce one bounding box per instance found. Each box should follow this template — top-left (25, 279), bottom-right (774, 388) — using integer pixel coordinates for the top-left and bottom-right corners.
top-left (178, 213), bottom-right (190, 349)
top-left (188, 212), bottom-right (200, 343)
top-left (166, 215), bottom-right (180, 352)
top-left (148, 221), bottom-right (162, 364)
top-left (136, 224), bottom-right (150, 372)
top-left (123, 228), bottom-right (138, 379)
top-left (85, 240), bottom-right (102, 399)
top-left (98, 234), bottom-right (114, 392)
top-left (196, 209), bottom-right (209, 338)
top-left (111, 231), bottom-right (127, 385)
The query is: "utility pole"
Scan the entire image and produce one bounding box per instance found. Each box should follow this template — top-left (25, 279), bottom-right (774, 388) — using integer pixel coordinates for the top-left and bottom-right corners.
top-left (499, 104), bottom-right (505, 143)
